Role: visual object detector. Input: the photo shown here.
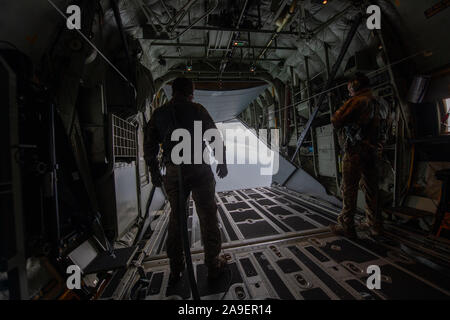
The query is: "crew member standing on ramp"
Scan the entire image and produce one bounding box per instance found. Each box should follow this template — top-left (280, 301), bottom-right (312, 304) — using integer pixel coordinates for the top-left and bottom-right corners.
top-left (330, 72), bottom-right (384, 239)
top-left (144, 77), bottom-right (229, 285)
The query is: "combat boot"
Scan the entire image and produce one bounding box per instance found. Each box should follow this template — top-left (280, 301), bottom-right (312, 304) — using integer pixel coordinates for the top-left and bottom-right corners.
top-left (330, 216), bottom-right (357, 239)
top-left (207, 255), bottom-right (229, 281)
top-left (369, 224), bottom-right (384, 238)
top-left (168, 266), bottom-right (185, 286)
top-left (358, 220), bottom-right (383, 237)
top-left (168, 272), bottom-right (183, 286)
top-left (358, 220), bottom-right (371, 231)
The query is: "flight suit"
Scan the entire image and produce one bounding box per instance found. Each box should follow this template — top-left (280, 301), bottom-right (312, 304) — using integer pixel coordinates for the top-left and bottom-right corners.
top-left (163, 164), bottom-right (221, 273)
top-left (144, 98), bottom-right (223, 273)
top-left (331, 88), bottom-right (382, 232)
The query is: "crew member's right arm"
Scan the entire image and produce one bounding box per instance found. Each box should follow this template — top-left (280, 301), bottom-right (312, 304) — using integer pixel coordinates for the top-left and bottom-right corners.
top-left (331, 96), bottom-right (366, 129)
top-left (144, 111), bottom-right (162, 187)
top-left (197, 104), bottom-right (228, 178)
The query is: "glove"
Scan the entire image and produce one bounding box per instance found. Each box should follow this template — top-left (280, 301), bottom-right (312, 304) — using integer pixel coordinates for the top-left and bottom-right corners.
top-left (151, 171), bottom-right (162, 187)
top-left (376, 143), bottom-right (383, 160)
top-left (216, 163), bottom-right (228, 179)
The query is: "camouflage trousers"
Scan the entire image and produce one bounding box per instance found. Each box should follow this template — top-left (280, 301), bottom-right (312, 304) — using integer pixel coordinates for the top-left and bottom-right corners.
top-left (338, 148), bottom-right (381, 230)
top-left (163, 164), bottom-right (222, 273)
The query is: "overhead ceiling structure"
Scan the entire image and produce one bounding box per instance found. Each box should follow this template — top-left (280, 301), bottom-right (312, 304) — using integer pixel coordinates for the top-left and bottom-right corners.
top-left (115, 0), bottom-right (378, 87)
top-left (1, 0), bottom-right (445, 93)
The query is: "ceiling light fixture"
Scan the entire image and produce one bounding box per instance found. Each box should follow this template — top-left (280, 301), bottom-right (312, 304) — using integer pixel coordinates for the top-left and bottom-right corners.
top-left (186, 58), bottom-right (193, 72)
top-left (232, 40), bottom-right (247, 47)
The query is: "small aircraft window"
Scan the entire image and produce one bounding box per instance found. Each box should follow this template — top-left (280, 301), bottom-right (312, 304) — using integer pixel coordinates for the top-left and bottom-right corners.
top-left (441, 98), bottom-right (450, 134)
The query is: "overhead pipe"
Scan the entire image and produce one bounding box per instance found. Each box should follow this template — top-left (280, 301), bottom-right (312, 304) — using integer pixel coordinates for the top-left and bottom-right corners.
top-left (138, 0), bottom-right (217, 40)
top-left (257, 0), bottom-right (298, 60)
top-left (134, 0), bottom-right (159, 34)
top-left (143, 0), bottom-right (199, 33)
top-left (159, 0), bottom-right (174, 21)
top-left (143, 6), bottom-right (167, 32)
top-left (146, 42), bottom-right (297, 51)
top-left (167, 0), bottom-right (198, 26)
top-left (311, 5), bottom-right (353, 36)
top-left (270, 0), bottom-right (289, 25)
top-left (168, 0), bottom-right (219, 40)
top-left (167, 0), bottom-right (199, 33)
top-left (170, 69), bottom-right (271, 74)
top-left (140, 25), bottom-right (299, 36)
top-left (161, 55), bottom-right (283, 62)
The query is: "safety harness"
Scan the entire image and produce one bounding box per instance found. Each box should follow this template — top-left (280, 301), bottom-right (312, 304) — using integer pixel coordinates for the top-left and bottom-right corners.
top-left (343, 96), bottom-right (389, 149)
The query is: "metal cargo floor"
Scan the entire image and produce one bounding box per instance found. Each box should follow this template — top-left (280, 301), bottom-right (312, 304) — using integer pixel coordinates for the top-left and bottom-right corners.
top-left (139, 187), bottom-right (450, 300)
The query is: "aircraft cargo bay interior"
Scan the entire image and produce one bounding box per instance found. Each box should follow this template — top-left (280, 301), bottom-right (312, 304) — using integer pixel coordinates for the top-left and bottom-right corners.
top-left (1, 0), bottom-right (450, 303)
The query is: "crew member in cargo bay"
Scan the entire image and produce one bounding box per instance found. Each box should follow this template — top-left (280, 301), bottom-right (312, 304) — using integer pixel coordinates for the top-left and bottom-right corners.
top-left (330, 73), bottom-right (383, 238)
top-left (144, 77), bottom-right (229, 284)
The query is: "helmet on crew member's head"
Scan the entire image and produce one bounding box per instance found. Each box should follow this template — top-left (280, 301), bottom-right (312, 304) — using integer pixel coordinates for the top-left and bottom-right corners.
top-left (172, 77), bottom-right (194, 99)
top-left (348, 72), bottom-right (370, 94)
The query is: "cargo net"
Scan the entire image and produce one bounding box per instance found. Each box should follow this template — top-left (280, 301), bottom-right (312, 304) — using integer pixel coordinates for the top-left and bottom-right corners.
top-left (112, 114), bottom-right (137, 161)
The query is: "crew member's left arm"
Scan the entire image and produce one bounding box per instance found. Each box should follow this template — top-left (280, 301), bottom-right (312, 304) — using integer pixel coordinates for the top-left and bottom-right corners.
top-left (331, 97), bottom-right (360, 129)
